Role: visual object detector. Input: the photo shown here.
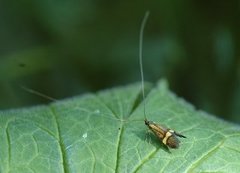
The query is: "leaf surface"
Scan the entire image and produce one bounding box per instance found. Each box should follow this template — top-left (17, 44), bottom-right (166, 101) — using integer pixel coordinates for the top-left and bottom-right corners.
top-left (1, 80), bottom-right (240, 173)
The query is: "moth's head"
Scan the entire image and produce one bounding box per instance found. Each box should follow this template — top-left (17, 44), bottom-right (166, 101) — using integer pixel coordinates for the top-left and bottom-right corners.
top-left (144, 119), bottom-right (154, 126)
top-left (144, 118), bottom-right (149, 126)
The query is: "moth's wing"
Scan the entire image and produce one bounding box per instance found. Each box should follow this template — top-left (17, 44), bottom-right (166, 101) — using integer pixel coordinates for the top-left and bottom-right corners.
top-left (174, 131), bottom-right (186, 138)
top-left (150, 125), bottom-right (166, 139)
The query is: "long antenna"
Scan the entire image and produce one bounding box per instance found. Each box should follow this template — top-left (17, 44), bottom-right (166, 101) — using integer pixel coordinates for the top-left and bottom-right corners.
top-left (139, 11), bottom-right (150, 119)
top-left (20, 85), bottom-right (58, 102)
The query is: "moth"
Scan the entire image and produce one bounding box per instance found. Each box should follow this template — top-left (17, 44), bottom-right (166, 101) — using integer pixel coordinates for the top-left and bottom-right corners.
top-left (144, 119), bottom-right (186, 148)
top-left (139, 11), bottom-right (186, 149)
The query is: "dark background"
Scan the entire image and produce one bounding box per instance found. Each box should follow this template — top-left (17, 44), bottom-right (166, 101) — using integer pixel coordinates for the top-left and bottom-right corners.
top-left (0, 1), bottom-right (239, 123)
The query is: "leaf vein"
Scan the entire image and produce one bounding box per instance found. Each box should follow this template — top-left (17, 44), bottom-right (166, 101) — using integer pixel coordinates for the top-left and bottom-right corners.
top-left (6, 122), bottom-right (11, 173)
top-left (84, 143), bottom-right (96, 173)
top-left (50, 106), bottom-right (68, 173)
top-left (224, 146), bottom-right (240, 154)
top-left (115, 125), bottom-right (124, 172)
top-left (95, 95), bottom-right (120, 120)
top-left (187, 137), bottom-right (225, 172)
top-left (132, 148), bottom-right (158, 173)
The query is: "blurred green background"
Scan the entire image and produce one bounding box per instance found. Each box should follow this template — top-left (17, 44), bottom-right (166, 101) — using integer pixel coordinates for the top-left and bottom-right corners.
top-left (0, 1), bottom-right (239, 123)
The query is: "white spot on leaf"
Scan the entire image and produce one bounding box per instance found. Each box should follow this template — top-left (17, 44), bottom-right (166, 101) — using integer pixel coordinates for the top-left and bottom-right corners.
top-left (94, 109), bottom-right (100, 114)
top-left (82, 132), bottom-right (88, 139)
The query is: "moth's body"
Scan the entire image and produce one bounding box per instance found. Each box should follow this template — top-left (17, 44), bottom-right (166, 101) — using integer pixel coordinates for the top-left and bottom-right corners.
top-left (144, 119), bottom-right (186, 148)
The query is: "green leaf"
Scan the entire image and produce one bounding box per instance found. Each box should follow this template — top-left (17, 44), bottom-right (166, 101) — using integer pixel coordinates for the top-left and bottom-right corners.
top-left (1, 80), bottom-right (240, 173)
